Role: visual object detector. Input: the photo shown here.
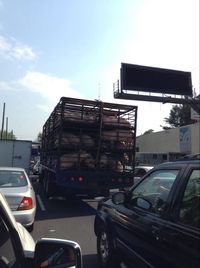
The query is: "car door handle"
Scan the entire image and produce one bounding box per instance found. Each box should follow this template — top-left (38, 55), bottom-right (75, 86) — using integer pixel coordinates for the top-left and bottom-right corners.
top-left (167, 231), bottom-right (179, 241)
top-left (151, 225), bottom-right (160, 241)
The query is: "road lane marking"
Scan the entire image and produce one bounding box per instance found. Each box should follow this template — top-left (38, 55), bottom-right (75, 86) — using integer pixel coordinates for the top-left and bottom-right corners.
top-left (36, 194), bottom-right (46, 211)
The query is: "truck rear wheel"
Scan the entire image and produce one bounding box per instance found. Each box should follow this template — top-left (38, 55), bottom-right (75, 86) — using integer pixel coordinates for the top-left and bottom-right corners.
top-left (45, 178), bottom-right (55, 199)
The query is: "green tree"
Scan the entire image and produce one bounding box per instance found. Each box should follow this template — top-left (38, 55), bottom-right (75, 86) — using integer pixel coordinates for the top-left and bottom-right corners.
top-left (143, 129), bottom-right (154, 135)
top-left (36, 132), bottom-right (42, 142)
top-left (0, 130), bottom-right (16, 140)
top-left (164, 104), bottom-right (196, 128)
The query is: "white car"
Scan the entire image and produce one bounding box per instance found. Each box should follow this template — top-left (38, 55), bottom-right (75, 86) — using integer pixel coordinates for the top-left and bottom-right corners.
top-left (134, 165), bottom-right (154, 184)
top-left (0, 191), bottom-right (82, 268)
top-left (0, 166), bottom-right (36, 231)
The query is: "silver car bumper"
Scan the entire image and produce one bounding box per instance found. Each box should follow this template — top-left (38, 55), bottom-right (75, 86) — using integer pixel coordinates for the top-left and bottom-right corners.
top-left (13, 207), bottom-right (36, 227)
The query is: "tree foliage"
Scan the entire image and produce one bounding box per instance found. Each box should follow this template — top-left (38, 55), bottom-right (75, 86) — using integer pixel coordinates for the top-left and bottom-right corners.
top-left (164, 104), bottom-right (196, 128)
top-left (143, 129), bottom-right (154, 135)
top-left (36, 132), bottom-right (42, 142)
top-left (0, 130), bottom-right (16, 140)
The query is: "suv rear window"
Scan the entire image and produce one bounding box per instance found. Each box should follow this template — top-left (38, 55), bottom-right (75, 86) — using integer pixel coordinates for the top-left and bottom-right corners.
top-left (0, 171), bottom-right (28, 188)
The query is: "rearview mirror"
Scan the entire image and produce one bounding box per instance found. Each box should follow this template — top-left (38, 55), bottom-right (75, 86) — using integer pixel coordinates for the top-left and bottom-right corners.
top-left (34, 238), bottom-right (82, 268)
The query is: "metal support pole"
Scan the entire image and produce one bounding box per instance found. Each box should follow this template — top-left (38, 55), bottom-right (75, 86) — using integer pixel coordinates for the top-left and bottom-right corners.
top-left (1, 102), bottom-right (5, 139)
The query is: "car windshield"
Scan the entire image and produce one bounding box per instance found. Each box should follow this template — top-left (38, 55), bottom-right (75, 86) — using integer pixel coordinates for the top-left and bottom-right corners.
top-left (0, 171), bottom-right (28, 188)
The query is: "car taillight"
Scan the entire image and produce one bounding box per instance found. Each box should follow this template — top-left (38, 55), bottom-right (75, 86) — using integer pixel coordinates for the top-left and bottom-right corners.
top-left (78, 176), bottom-right (84, 182)
top-left (17, 197), bottom-right (33, 210)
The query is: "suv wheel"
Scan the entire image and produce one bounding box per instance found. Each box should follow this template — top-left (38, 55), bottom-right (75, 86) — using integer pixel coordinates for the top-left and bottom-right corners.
top-left (97, 229), bottom-right (119, 268)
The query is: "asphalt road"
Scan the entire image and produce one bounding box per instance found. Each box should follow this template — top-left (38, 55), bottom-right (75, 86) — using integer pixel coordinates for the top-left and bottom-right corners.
top-left (31, 176), bottom-right (101, 268)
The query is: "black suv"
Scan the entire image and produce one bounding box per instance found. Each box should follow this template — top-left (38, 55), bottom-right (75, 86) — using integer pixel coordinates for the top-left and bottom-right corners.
top-left (94, 159), bottom-right (200, 268)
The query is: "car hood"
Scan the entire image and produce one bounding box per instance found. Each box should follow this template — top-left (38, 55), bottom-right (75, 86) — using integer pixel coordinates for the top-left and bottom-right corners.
top-left (16, 222), bottom-right (35, 258)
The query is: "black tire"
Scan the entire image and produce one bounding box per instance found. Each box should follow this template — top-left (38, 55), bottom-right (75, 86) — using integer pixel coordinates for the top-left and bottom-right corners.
top-left (97, 229), bottom-right (120, 268)
top-left (0, 257), bottom-right (9, 268)
top-left (45, 178), bottom-right (54, 199)
top-left (26, 223), bottom-right (34, 232)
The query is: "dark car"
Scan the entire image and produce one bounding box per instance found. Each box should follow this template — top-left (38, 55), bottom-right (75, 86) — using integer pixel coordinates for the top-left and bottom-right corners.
top-left (94, 159), bottom-right (200, 268)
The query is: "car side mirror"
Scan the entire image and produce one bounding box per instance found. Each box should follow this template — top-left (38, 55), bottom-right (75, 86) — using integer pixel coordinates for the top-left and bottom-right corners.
top-left (136, 197), bottom-right (152, 210)
top-left (112, 192), bottom-right (126, 205)
top-left (34, 238), bottom-right (82, 268)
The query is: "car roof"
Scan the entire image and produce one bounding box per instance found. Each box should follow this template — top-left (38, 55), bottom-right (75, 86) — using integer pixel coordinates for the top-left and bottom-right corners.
top-left (135, 166), bottom-right (154, 169)
top-left (177, 153), bottom-right (200, 160)
top-left (155, 159), bottom-right (200, 169)
top-left (0, 167), bottom-right (26, 172)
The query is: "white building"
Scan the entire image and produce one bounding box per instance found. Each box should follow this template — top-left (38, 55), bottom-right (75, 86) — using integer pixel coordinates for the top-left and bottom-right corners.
top-left (136, 122), bottom-right (200, 165)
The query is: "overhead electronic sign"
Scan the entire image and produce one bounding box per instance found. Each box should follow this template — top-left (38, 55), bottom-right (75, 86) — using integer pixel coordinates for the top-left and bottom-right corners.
top-left (121, 63), bottom-right (192, 96)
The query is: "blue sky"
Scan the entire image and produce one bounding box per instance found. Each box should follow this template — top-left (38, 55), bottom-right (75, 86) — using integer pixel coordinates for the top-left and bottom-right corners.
top-left (0, 0), bottom-right (199, 141)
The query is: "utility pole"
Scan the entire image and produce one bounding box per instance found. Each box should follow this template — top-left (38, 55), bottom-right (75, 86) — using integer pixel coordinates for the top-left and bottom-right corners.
top-left (6, 117), bottom-right (8, 139)
top-left (98, 82), bottom-right (101, 100)
top-left (1, 102), bottom-right (5, 139)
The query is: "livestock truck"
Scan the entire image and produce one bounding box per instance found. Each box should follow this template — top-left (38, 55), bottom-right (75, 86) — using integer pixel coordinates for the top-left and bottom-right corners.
top-left (40, 97), bottom-right (137, 197)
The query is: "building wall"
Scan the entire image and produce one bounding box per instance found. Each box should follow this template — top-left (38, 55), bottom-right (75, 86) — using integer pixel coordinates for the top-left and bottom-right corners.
top-left (137, 122), bottom-right (200, 154)
top-left (191, 123), bottom-right (200, 153)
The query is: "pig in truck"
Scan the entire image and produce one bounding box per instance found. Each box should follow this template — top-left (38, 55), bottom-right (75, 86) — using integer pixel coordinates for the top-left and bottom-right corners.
top-left (40, 97), bottom-right (137, 198)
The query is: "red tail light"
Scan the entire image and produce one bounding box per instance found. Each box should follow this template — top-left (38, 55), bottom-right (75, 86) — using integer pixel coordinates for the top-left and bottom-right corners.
top-left (79, 176), bottom-right (84, 182)
top-left (17, 197), bottom-right (33, 210)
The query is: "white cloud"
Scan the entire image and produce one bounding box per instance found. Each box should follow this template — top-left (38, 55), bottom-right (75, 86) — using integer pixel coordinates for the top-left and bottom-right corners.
top-left (0, 81), bottom-right (13, 91)
top-left (1, 71), bottom-right (83, 112)
top-left (12, 45), bottom-right (37, 60)
top-left (0, 35), bottom-right (11, 52)
top-left (0, 35), bottom-right (37, 60)
top-left (0, 0), bottom-right (3, 9)
top-left (18, 71), bottom-right (83, 111)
